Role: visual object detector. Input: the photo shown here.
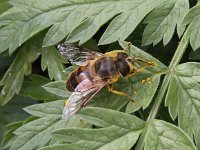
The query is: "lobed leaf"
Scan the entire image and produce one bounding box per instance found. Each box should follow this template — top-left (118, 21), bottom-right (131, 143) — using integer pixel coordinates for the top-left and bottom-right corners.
top-left (1, 121), bottom-right (22, 149)
top-left (126, 75), bottom-right (160, 113)
top-left (0, 0), bottom-right (169, 54)
top-left (8, 100), bottom-right (89, 150)
top-left (0, 38), bottom-right (41, 105)
top-left (182, 3), bottom-right (200, 50)
top-left (39, 108), bottom-right (196, 150)
top-left (44, 107), bottom-right (145, 150)
top-left (41, 46), bottom-right (67, 81)
top-left (1, 117), bottom-right (37, 149)
top-left (142, 0), bottom-right (189, 46)
top-left (43, 81), bottom-right (71, 98)
top-left (66, 4), bottom-right (120, 45)
top-left (144, 120), bottom-right (197, 150)
top-left (165, 62), bottom-right (200, 149)
top-left (99, 0), bottom-right (168, 45)
top-left (20, 74), bottom-right (63, 101)
top-left (23, 100), bottom-right (64, 118)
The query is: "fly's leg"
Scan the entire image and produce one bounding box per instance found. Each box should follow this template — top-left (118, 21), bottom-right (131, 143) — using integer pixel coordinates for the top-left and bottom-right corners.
top-left (125, 63), bottom-right (148, 78)
top-left (135, 58), bottom-right (157, 66)
top-left (107, 84), bottom-right (134, 102)
top-left (125, 60), bottom-right (156, 78)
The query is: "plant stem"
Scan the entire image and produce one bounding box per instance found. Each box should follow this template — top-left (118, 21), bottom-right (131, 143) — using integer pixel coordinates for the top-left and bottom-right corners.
top-left (148, 30), bottom-right (189, 121)
top-left (135, 30), bottom-right (190, 150)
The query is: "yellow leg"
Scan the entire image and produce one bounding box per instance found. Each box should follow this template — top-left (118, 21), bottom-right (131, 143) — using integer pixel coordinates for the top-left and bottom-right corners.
top-left (107, 84), bottom-right (134, 102)
top-left (125, 63), bottom-right (148, 78)
top-left (125, 59), bottom-right (156, 78)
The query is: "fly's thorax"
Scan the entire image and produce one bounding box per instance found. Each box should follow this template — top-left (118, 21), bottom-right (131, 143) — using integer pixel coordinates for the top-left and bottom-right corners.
top-left (94, 56), bottom-right (119, 81)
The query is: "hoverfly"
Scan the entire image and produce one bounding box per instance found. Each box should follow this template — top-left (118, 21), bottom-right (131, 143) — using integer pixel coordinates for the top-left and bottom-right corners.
top-left (58, 43), bottom-right (156, 119)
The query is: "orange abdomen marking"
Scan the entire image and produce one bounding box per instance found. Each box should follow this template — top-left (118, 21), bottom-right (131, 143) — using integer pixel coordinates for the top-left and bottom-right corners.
top-left (66, 65), bottom-right (93, 92)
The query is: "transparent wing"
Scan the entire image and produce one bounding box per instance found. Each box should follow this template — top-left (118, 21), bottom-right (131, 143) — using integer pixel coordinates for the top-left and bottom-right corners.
top-left (58, 43), bottom-right (102, 66)
top-left (62, 78), bottom-right (105, 119)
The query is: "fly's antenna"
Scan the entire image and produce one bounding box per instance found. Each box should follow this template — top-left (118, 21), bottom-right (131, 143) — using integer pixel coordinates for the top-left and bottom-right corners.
top-left (123, 42), bottom-right (131, 52)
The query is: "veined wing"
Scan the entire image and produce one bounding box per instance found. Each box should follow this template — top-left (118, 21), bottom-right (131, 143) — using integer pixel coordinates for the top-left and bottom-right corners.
top-left (62, 78), bottom-right (106, 119)
top-left (58, 43), bottom-right (102, 66)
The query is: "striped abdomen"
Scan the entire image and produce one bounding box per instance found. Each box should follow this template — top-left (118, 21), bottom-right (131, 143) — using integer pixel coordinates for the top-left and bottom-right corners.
top-left (66, 65), bottom-right (93, 92)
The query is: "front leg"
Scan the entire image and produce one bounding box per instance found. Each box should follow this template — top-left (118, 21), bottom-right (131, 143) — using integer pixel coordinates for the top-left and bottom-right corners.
top-left (125, 64), bottom-right (148, 78)
top-left (125, 60), bottom-right (156, 78)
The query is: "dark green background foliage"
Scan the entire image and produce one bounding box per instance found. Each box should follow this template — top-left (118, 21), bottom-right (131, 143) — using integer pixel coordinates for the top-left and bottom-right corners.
top-left (0, 0), bottom-right (200, 150)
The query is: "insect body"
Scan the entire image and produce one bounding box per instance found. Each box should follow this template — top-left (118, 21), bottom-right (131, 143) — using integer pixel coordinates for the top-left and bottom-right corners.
top-left (58, 43), bottom-right (156, 119)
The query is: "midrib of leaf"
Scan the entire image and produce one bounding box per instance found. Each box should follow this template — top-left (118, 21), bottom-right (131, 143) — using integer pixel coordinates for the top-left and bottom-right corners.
top-left (96, 129), bottom-right (141, 150)
top-left (76, 127), bottom-right (136, 148)
top-left (135, 23), bottom-right (190, 150)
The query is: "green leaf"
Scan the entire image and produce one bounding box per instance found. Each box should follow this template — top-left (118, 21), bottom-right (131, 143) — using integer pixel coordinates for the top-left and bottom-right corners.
top-left (43, 3), bottom-right (99, 47)
top-left (190, 49), bottom-right (200, 60)
top-left (43, 81), bottom-right (71, 98)
top-left (165, 62), bottom-right (200, 149)
top-left (144, 120), bottom-right (197, 150)
top-left (42, 107), bottom-right (145, 150)
top-left (0, 38), bottom-right (41, 106)
top-left (0, 0), bottom-right (12, 16)
top-left (126, 75), bottom-right (160, 113)
top-left (23, 100), bottom-right (64, 118)
top-left (9, 100), bottom-right (89, 150)
top-left (0, 1), bottom-right (57, 54)
top-left (182, 4), bottom-right (200, 50)
top-left (41, 46), bottom-right (67, 81)
top-left (119, 41), bottom-right (167, 113)
top-left (1, 117), bottom-right (36, 149)
top-left (0, 69), bottom-right (24, 106)
top-left (142, 0), bottom-right (189, 46)
top-left (79, 107), bottom-right (145, 128)
top-left (66, 6), bottom-right (120, 45)
top-left (99, 0), bottom-right (167, 45)
top-left (20, 74), bottom-right (63, 101)
top-left (0, 0), bottom-right (169, 53)
top-left (88, 85), bottom-right (133, 111)
top-left (1, 121), bottom-right (22, 149)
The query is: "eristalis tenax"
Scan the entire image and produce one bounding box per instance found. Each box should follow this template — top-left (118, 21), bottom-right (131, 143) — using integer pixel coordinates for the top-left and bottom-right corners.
top-left (58, 43), bottom-right (156, 119)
